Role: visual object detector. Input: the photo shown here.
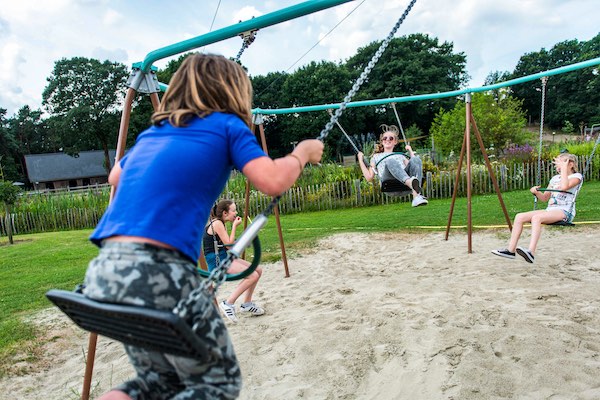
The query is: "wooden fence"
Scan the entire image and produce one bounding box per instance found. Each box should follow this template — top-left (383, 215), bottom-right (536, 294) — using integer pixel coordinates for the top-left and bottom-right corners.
top-left (1, 156), bottom-right (597, 236)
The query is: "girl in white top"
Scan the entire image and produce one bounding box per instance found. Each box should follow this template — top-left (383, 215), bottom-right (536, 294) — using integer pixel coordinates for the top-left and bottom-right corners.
top-left (492, 153), bottom-right (583, 263)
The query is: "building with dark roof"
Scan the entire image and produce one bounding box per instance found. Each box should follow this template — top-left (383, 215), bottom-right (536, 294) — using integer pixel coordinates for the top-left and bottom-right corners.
top-left (24, 150), bottom-right (116, 190)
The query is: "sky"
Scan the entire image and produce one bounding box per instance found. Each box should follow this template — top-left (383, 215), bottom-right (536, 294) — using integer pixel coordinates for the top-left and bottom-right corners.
top-left (0, 0), bottom-right (598, 118)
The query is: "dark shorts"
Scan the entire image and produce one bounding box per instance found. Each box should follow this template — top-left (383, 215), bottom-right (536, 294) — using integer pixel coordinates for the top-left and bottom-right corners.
top-left (204, 250), bottom-right (228, 272)
top-left (83, 241), bottom-right (241, 399)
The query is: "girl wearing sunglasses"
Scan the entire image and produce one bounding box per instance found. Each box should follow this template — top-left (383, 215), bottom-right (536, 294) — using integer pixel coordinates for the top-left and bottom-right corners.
top-left (358, 124), bottom-right (428, 207)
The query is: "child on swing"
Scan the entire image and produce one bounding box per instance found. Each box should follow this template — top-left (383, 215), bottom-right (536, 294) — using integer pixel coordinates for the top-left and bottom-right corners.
top-left (357, 124), bottom-right (428, 207)
top-left (203, 199), bottom-right (265, 323)
top-left (84, 53), bottom-right (323, 400)
top-left (492, 152), bottom-right (583, 263)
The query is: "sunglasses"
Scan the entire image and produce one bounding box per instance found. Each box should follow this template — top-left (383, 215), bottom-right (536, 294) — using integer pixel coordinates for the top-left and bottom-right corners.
top-left (381, 136), bottom-right (396, 141)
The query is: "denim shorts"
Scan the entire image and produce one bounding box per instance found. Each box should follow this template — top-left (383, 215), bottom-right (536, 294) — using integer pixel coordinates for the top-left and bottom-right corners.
top-left (561, 210), bottom-right (574, 223)
top-left (204, 250), bottom-right (228, 272)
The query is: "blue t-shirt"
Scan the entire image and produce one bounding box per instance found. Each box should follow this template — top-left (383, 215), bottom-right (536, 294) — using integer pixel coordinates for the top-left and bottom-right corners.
top-left (90, 112), bottom-right (266, 262)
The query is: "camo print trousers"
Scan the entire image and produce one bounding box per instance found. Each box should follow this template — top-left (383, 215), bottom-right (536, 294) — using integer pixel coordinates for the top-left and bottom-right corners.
top-left (83, 241), bottom-right (242, 399)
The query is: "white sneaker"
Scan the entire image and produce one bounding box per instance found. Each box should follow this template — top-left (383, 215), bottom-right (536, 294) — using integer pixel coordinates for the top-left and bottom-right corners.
top-left (219, 300), bottom-right (238, 323)
top-left (240, 302), bottom-right (265, 316)
top-left (412, 194), bottom-right (428, 207)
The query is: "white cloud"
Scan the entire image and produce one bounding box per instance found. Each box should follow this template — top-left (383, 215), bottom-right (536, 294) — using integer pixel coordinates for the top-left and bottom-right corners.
top-left (0, 0), bottom-right (598, 117)
top-left (233, 6), bottom-right (263, 24)
top-left (91, 47), bottom-right (128, 63)
top-left (103, 9), bottom-right (123, 26)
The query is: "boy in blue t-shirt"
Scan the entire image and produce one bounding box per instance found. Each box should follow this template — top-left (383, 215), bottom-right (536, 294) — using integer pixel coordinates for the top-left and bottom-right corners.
top-left (85, 53), bottom-right (323, 400)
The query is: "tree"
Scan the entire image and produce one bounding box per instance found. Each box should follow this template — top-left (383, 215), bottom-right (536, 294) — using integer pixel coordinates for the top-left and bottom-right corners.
top-left (345, 34), bottom-right (468, 133)
top-left (0, 109), bottom-right (23, 182)
top-left (42, 57), bottom-right (129, 174)
top-left (0, 181), bottom-right (21, 244)
top-left (276, 61), bottom-right (353, 160)
top-left (484, 70), bottom-right (512, 102)
top-left (430, 93), bottom-right (527, 158)
top-left (251, 71), bottom-right (290, 158)
top-left (510, 36), bottom-right (600, 129)
top-left (4, 106), bottom-right (53, 183)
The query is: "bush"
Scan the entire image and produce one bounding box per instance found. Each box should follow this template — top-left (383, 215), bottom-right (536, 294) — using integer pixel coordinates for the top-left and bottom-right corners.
top-left (0, 181), bottom-right (21, 206)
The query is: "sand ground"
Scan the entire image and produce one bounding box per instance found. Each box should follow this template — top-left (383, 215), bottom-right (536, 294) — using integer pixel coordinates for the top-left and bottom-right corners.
top-left (2, 227), bottom-right (600, 399)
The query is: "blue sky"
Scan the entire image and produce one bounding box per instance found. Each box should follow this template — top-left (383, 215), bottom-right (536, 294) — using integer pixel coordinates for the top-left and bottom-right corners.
top-left (0, 0), bottom-right (598, 117)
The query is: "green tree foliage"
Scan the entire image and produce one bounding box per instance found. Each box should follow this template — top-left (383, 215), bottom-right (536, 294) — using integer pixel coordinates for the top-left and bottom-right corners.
top-left (510, 34), bottom-right (600, 130)
top-left (4, 106), bottom-right (53, 182)
top-left (430, 93), bottom-right (527, 158)
top-left (42, 57), bottom-right (129, 174)
top-left (251, 35), bottom-right (468, 160)
top-left (8, 106), bottom-right (53, 155)
top-left (0, 109), bottom-right (21, 182)
top-left (484, 70), bottom-right (512, 102)
top-left (345, 34), bottom-right (468, 133)
top-left (277, 61), bottom-right (353, 159)
top-left (251, 71), bottom-right (290, 157)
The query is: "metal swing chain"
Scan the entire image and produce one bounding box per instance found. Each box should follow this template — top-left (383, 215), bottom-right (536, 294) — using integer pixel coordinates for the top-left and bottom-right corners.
top-left (317, 0), bottom-right (417, 142)
top-left (327, 108), bottom-right (361, 154)
top-left (583, 133), bottom-right (600, 176)
top-left (235, 29), bottom-right (258, 62)
top-left (175, 0), bottom-right (417, 324)
top-left (391, 102), bottom-right (409, 144)
top-left (534, 76), bottom-right (548, 210)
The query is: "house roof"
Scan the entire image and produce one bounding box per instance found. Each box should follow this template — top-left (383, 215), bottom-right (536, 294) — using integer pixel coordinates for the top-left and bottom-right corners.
top-left (24, 150), bottom-right (116, 183)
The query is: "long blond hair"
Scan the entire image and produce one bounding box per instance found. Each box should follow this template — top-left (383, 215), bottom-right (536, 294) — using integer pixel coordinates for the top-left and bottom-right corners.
top-left (152, 53), bottom-right (253, 127)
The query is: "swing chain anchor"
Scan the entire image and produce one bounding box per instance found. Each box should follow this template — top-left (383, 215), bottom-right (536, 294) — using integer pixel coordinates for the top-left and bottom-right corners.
top-left (235, 27), bottom-right (258, 62)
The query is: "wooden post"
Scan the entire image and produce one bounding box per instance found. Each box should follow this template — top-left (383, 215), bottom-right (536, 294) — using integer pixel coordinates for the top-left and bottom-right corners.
top-left (81, 87), bottom-right (137, 400)
top-left (254, 115), bottom-right (291, 277)
top-left (465, 94), bottom-right (473, 253)
top-left (445, 93), bottom-right (512, 252)
top-left (444, 126), bottom-right (467, 241)
top-left (470, 114), bottom-right (512, 230)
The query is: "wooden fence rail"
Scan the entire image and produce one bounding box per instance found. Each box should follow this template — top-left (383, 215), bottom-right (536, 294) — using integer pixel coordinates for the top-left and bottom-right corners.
top-left (1, 156), bottom-right (597, 236)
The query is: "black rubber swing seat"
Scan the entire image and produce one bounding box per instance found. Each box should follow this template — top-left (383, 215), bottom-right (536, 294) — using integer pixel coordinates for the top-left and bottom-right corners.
top-left (45, 236), bottom-right (262, 361)
top-left (548, 220), bottom-right (575, 227)
top-left (46, 289), bottom-right (209, 361)
top-left (380, 179), bottom-right (413, 194)
top-left (375, 152), bottom-right (414, 195)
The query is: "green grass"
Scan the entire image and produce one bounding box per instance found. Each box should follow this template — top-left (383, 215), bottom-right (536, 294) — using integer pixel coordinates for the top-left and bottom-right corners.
top-left (1, 182), bottom-right (599, 371)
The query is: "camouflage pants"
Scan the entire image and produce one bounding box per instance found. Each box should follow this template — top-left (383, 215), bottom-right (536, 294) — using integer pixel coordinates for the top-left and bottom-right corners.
top-left (83, 241), bottom-right (241, 399)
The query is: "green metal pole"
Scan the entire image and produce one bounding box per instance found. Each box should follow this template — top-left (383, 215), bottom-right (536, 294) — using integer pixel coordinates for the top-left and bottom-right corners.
top-left (253, 56), bottom-right (600, 115)
top-left (140, 0), bottom-right (356, 72)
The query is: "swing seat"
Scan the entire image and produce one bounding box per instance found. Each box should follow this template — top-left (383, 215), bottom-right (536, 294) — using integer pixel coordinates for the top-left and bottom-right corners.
top-left (380, 179), bottom-right (412, 195)
top-left (46, 289), bottom-right (209, 361)
top-left (548, 220), bottom-right (575, 227)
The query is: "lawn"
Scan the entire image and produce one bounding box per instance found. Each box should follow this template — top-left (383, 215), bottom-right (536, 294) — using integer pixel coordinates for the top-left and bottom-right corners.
top-left (1, 181), bottom-right (599, 366)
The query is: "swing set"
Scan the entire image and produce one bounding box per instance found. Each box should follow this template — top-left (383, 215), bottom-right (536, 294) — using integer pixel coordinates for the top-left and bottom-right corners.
top-left (44, 1), bottom-right (600, 399)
